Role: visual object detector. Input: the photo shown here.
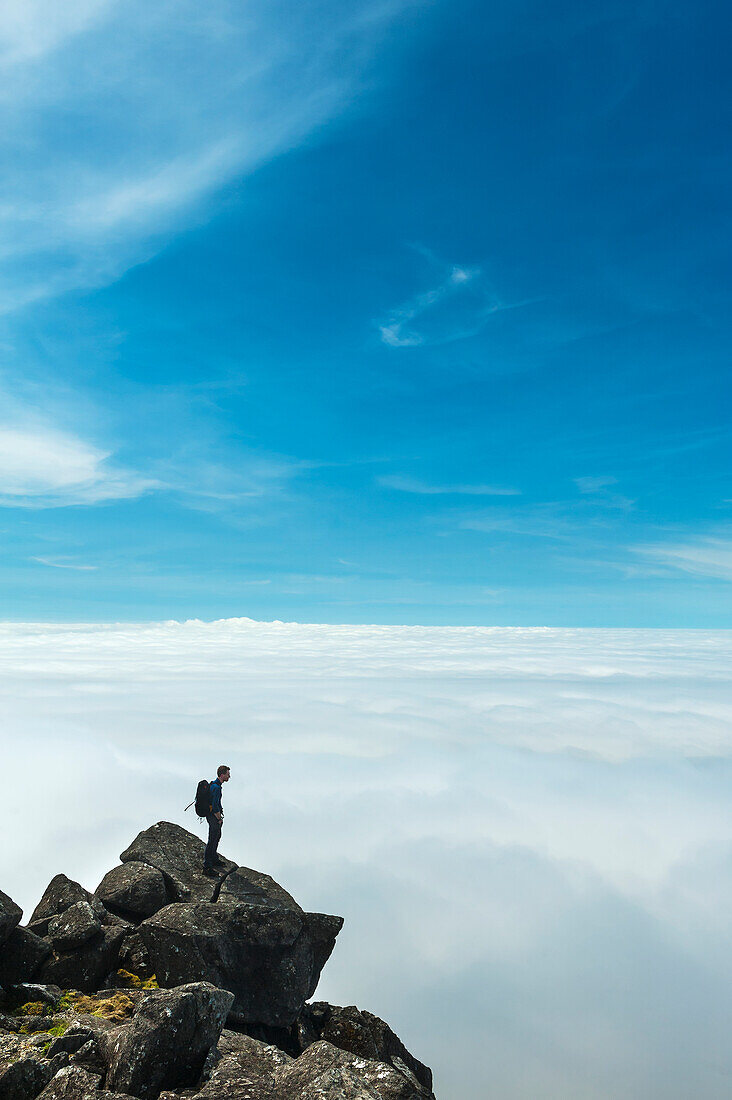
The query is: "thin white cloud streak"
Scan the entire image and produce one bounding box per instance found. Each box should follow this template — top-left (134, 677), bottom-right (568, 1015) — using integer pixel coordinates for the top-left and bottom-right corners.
top-left (461, 512), bottom-right (571, 539)
top-left (31, 557), bottom-right (97, 571)
top-left (634, 536), bottom-right (732, 581)
top-left (379, 474), bottom-right (520, 496)
top-left (574, 475), bottom-right (617, 493)
top-left (0, 424), bottom-right (156, 506)
top-left (0, 0), bottom-right (412, 313)
top-left (1, 621), bottom-right (731, 1098)
top-left (0, 0), bottom-right (110, 67)
top-left (378, 263), bottom-right (513, 347)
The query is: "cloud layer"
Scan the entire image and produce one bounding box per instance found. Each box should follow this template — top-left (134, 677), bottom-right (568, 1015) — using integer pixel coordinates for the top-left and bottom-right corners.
top-left (1, 621), bottom-right (731, 1099)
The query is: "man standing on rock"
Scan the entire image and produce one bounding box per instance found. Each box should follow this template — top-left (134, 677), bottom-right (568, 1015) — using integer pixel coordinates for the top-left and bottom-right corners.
top-left (203, 764), bottom-right (230, 876)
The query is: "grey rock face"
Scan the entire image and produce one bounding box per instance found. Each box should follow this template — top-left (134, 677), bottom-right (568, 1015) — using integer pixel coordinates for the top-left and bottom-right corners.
top-left (47, 903), bottom-right (101, 952)
top-left (96, 863), bottom-right (168, 920)
top-left (115, 928), bottom-right (155, 981)
top-left (218, 867), bottom-right (302, 912)
top-left (101, 981), bottom-right (233, 1100)
top-left (197, 1033), bottom-right (291, 1098)
top-left (139, 898), bottom-right (342, 1027)
top-left (36, 1065), bottom-right (138, 1100)
top-left (0, 928), bottom-right (52, 986)
top-left (6, 984), bottom-right (62, 1010)
top-left (120, 822), bottom-right (236, 902)
top-left (296, 1003), bottom-right (434, 1097)
top-left (39, 924), bottom-right (125, 992)
top-left (29, 877), bottom-right (94, 934)
top-left (0, 888), bottom-right (22, 946)
top-left (0, 1053), bottom-right (56, 1100)
top-left (270, 1040), bottom-right (424, 1100)
top-left (2, 823), bottom-right (434, 1097)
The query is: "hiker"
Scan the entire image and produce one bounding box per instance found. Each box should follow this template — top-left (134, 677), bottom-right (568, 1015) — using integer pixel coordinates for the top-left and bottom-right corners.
top-left (203, 764), bottom-right (230, 876)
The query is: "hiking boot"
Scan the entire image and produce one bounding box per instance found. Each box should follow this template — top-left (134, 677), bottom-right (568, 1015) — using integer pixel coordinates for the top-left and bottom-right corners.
top-left (214, 857), bottom-right (226, 867)
top-left (202, 866), bottom-right (218, 878)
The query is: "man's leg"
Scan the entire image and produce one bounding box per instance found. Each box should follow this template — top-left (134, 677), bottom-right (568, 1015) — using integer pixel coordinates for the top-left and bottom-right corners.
top-left (204, 813), bottom-right (222, 869)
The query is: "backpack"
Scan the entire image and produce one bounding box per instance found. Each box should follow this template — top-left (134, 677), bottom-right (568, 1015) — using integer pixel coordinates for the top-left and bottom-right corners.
top-left (194, 779), bottom-right (211, 817)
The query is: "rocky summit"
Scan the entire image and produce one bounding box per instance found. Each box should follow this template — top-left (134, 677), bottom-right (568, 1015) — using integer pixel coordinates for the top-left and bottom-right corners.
top-left (0, 822), bottom-right (435, 1100)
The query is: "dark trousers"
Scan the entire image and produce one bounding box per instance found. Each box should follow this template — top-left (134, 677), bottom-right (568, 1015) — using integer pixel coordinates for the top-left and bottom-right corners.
top-left (204, 813), bottom-right (222, 867)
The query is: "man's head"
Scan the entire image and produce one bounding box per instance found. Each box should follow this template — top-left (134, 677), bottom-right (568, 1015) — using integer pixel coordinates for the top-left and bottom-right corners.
top-left (217, 764), bottom-right (231, 783)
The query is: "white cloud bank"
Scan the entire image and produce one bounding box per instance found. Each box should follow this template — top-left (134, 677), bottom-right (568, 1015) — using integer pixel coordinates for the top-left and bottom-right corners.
top-left (1, 621), bottom-right (731, 1099)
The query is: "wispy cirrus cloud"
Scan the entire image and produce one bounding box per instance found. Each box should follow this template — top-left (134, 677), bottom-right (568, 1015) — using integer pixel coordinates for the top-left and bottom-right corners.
top-left (378, 261), bottom-right (513, 348)
top-left (0, 424), bottom-right (156, 507)
top-left (574, 474), bottom-right (634, 510)
top-left (633, 534), bottom-right (732, 581)
top-left (461, 511), bottom-right (572, 540)
top-left (379, 474), bottom-right (520, 496)
top-left (31, 556), bottom-right (98, 571)
top-left (0, 0), bottom-right (412, 314)
top-left (574, 475), bottom-right (618, 493)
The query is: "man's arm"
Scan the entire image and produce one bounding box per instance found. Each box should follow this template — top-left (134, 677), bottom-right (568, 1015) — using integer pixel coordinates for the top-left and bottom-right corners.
top-left (210, 781), bottom-right (222, 818)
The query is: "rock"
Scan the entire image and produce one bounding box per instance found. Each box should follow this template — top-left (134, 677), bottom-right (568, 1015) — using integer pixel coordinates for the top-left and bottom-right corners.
top-left (100, 982), bottom-right (234, 1100)
top-left (68, 1039), bottom-right (106, 1076)
top-left (29, 878), bottom-right (92, 934)
top-left (58, 1018), bottom-right (118, 1074)
top-left (0, 1052), bottom-right (56, 1100)
top-left (0, 929), bottom-right (52, 986)
top-left (35, 1067), bottom-right (98, 1099)
top-left (296, 1003), bottom-right (434, 1097)
top-left (18, 1015), bottom-right (67, 1035)
top-left (0, 889), bottom-right (22, 947)
top-left (218, 867), bottom-right (301, 912)
top-left (120, 822), bottom-right (237, 903)
top-left (140, 898), bottom-right (342, 1027)
top-left (47, 904), bottom-right (101, 952)
top-left (46, 1024), bottom-right (96, 1059)
top-left (36, 1065), bottom-right (138, 1100)
top-left (271, 1040), bottom-right (423, 1100)
top-left (115, 929), bottom-right (155, 981)
top-left (7, 985), bottom-right (62, 1010)
top-left (39, 925), bottom-right (125, 992)
top-left (95, 864), bottom-right (168, 920)
top-left (196, 1034), bottom-right (291, 1098)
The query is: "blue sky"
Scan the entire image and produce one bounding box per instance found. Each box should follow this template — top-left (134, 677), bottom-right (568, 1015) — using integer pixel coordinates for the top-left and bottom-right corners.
top-left (0, 0), bottom-right (730, 625)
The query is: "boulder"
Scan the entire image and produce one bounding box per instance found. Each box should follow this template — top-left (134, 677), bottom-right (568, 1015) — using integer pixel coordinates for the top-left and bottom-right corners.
top-left (36, 1065), bottom-right (137, 1100)
top-left (6, 985), bottom-right (62, 1011)
top-left (29, 877), bottom-right (94, 935)
top-left (68, 1039), bottom-right (106, 1076)
top-left (96, 864), bottom-right (168, 920)
top-left (0, 888), bottom-right (22, 946)
top-left (270, 1040), bottom-right (424, 1100)
top-left (296, 1002), bottom-right (434, 1097)
top-left (119, 822), bottom-right (236, 902)
top-left (38, 925), bottom-right (125, 992)
top-left (139, 898), bottom-right (342, 1027)
top-left (100, 982), bottom-right (234, 1099)
top-left (115, 929), bottom-right (155, 981)
top-left (218, 867), bottom-right (301, 912)
top-left (45, 1019), bottom-right (110, 1060)
top-left (0, 1049), bottom-right (67, 1100)
top-left (47, 903), bottom-right (101, 952)
top-left (0, 928), bottom-right (52, 986)
top-left (196, 1033), bottom-right (291, 1098)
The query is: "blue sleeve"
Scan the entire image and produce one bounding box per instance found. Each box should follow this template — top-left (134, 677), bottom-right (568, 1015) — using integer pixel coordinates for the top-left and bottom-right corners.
top-left (210, 781), bottom-right (221, 814)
